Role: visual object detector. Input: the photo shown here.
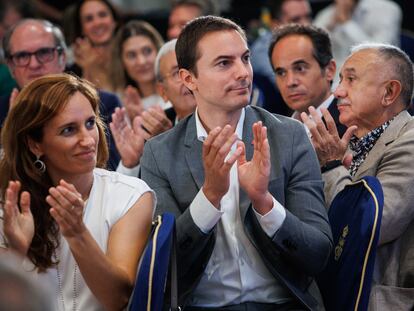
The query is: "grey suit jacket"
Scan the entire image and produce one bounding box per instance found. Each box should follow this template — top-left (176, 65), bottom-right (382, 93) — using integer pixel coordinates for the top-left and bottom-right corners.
top-left (141, 106), bottom-right (332, 310)
top-left (323, 110), bottom-right (414, 310)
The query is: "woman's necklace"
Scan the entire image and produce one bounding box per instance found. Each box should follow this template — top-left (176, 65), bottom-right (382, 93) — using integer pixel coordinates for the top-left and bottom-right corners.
top-left (54, 248), bottom-right (79, 311)
top-left (54, 196), bottom-right (88, 310)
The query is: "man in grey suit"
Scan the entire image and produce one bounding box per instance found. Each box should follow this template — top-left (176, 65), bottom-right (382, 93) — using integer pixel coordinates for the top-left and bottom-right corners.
top-left (141, 16), bottom-right (332, 310)
top-left (302, 43), bottom-right (414, 310)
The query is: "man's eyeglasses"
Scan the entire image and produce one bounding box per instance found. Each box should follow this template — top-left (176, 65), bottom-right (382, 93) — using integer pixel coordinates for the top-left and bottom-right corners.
top-left (162, 68), bottom-right (181, 83)
top-left (7, 46), bottom-right (63, 67)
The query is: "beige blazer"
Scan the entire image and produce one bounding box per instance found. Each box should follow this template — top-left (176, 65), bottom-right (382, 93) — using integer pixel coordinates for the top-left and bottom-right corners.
top-left (323, 110), bottom-right (414, 311)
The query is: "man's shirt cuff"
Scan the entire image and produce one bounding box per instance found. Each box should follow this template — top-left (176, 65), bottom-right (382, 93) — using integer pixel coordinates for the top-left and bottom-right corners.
top-left (116, 161), bottom-right (140, 177)
top-left (189, 188), bottom-right (223, 234)
top-left (253, 197), bottom-right (286, 237)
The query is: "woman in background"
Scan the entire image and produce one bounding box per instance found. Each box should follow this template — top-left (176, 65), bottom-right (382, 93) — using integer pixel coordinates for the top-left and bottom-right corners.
top-left (111, 20), bottom-right (167, 121)
top-left (71, 0), bottom-right (119, 91)
top-left (0, 73), bottom-right (154, 311)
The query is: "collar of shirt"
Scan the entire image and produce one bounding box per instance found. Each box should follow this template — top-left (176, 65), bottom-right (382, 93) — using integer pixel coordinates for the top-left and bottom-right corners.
top-left (292, 94), bottom-right (334, 136)
top-left (319, 94), bottom-right (335, 112)
top-left (349, 117), bottom-right (394, 176)
top-left (292, 93), bottom-right (335, 119)
top-left (195, 107), bottom-right (245, 142)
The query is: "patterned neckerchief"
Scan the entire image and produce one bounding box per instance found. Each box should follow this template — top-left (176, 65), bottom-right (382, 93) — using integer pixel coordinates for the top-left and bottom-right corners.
top-left (348, 118), bottom-right (393, 176)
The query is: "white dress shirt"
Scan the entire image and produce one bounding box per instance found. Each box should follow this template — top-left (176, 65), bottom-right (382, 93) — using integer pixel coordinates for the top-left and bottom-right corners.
top-left (187, 108), bottom-right (290, 307)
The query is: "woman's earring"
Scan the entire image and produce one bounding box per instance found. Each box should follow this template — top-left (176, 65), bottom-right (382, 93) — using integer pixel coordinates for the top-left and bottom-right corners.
top-left (34, 155), bottom-right (46, 173)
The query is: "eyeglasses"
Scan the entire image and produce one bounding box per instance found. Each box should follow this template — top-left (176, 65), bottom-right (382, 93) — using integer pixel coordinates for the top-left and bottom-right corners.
top-left (7, 46), bottom-right (63, 67)
top-left (162, 68), bottom-right (181, 83)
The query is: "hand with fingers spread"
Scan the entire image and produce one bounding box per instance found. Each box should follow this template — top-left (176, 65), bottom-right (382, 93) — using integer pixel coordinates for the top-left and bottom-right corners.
top-left (122, 86), bottom-right (144, 121)
top-left (2, 181), bottom-right (34, 256)
top-left (46, 180), bottom-right (87, 238)
top-left (140, 106), bottom-right (173, 137)
top-left (73, 38), bottom-right (110, 89)
top-left (301, 106), bottom-right (357, 167)
top-left (73, 37), bottom-right (101, 70)
top-left (238, 122), bottom-right (273, 214)
top-left (202, 125), bottom-right (243, 208)
top-left (110, 107), bottom-right (149, 168)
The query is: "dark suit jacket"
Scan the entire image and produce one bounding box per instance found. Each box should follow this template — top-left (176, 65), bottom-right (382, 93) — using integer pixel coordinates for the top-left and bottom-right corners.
top-left (327, 98), bottom-right (347, 138)
top-left (164, 106), bottom-right (177, 124)
top-left (141, 106), bottom-right (333, 310)
top-left (0, 90), bottom-right (121, 171)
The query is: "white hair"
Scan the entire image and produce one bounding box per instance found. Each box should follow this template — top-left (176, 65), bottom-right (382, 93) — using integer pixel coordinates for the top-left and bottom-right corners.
top-left (154, 39), bottom-right (178, 82)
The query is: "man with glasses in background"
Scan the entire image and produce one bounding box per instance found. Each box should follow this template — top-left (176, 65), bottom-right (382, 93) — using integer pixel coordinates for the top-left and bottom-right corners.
top-left (111, 38), bottom-right (197, 176)
top-left (0, 19), bottom-right (121, 170)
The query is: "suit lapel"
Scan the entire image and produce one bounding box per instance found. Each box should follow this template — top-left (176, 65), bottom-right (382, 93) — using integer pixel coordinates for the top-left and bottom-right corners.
top-left (240, 107), bottom-right (257, 221)
top-left (184, 115), bottom-right (205, 189)
top-left (327, 97), bottom-right (339, 123)
top-left (355, 111), bottom-right (412, 179)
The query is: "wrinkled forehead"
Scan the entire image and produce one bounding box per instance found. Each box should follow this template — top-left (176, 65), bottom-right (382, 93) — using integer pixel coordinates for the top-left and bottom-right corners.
top-left (344, 49), bottom-right (379, 69)
top-left (10, 22), bottom-right (55, 52)
top-left (342, 49), bottom-right (385, 77)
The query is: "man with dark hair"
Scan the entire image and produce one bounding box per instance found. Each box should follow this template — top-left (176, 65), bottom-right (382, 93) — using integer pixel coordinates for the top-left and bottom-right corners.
top-left (269, 24), bottom-right (346, 137)
top-left (141, 15), bottom-right (332, 310)
top-left (302, 43), bottom-right (414, 310)
top-left (0, 18), bottom-right (121, 170)
top-left (167, 0), bottom-right (219, 39)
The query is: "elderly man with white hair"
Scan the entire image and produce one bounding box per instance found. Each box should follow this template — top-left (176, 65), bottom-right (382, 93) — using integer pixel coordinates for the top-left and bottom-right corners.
top-left (302, 43), bottom-right (414, 310)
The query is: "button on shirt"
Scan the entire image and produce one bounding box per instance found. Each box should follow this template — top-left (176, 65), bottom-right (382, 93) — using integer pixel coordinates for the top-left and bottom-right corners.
top-left (188, 108), bottom-right (291, 307)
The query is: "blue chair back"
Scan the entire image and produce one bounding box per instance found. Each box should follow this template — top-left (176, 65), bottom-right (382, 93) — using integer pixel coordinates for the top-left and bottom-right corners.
top-left (129, 213), bottom-right (176, 311)
top-left (317, 176), bottom-right (384, 311)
